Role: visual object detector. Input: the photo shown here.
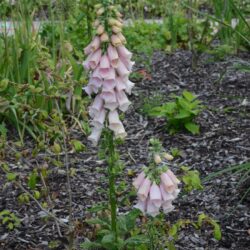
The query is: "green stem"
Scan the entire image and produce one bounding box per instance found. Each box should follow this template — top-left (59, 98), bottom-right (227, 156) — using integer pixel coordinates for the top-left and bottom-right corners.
top-left (105, 129), bottom-right (118, 241)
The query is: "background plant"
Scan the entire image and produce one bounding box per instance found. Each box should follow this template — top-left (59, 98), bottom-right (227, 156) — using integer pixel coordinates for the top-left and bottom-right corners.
top-left (147, 90), bottom-right (204, 135)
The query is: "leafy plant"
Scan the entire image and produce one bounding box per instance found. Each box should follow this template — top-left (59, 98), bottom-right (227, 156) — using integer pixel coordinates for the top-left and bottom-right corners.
top-left (180, 166), bottom-right (203, 192)
top-left (0, 210), bottom-right (20, 230)
top-left (81, 209), bottom-right (149, 250)
top-left (148, 90), bottom-right (203, 134)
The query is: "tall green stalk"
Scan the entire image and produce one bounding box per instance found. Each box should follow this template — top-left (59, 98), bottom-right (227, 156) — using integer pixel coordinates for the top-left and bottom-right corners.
top-left (105, 129), bottom-right (118, 241)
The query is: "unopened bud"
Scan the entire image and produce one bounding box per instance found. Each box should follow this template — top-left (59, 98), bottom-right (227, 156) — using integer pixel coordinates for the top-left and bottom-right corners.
top-left (100, 32), bottom-right (109, 42)
top-left (96, 25), bottom-right (105, 35)
top-left (154, 154), bottom-right (162, 164)
top-left (115, 20), bottom-right (123, 28)
top-left (108, 18), bottom-right (117, 26)
top-left (111, 35), bottom-right (122, 47)
top-left (108, 5), bottom-right (116, 10)
top-left (163, 152), bottom-right (174, 161)
top-left (94, 4), bottom-right (102, 10)
top-left (115, 11), bottom-right (123, 18)
top-left (93, 19), bottom-right (100, 28)
top-left (117, 32), bottom-right (126, 44)
top-left (112, 26), bottom-right (122, 34)
top-left (96, 7), bottom-right (105, 16)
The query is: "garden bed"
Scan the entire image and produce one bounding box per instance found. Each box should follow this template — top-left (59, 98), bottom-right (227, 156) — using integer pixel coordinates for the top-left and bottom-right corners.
top-left (0, 50), bottom-right (249, 250)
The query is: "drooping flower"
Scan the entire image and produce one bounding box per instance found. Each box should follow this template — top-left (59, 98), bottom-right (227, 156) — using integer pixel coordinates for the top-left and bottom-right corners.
top-left (83, 4), bottom-right (135, 145)
top-left (133, 169), bottom-right (180, 217)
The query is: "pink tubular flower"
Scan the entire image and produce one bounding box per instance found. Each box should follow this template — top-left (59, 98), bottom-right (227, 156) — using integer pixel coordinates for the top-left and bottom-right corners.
top-left (116, 91), bottom-right (131, 112)
top-left (99, 54), bottom-right (110, 75)
top-left (108, 110), bottom-right (122, 131)
top-left (88, 127), bottom-right (102, 146)
top-left (161, 172), bottom-right (175, 193)
top-left (166, 169), bottom-right (181, 185)
top-left (91, 108), bottom-right (106, 129)
top-left (102, 79), bottom-right (116, 92)
top-left (114, 122), bottom-right (127, 139)
top-left (133, 172), bottom-right (146, 190)
top-left (89, 95), bottom-right (103, 118)
top-left (98, 67), bottom-right (116, 80)
top-left (137, 178), bottom-right (151, 201)
top-left (89, 77), bottom-right (102, 91)
top-left (162, 201), bottom-right (175, 213)
top-left (150, 182), bottom-right (162, 208)
top-left (115, 77), bottom-right (126, 92)
top-left (124, 79), bottom-right (135, 95)
top-left (107, 44), bottom-right (119, 68)
top-left (160, 184), bottom-right (174, 202)
top-left (88, 49), bottom-right (102, 69)
top-left (147, 198), bottom-right (160, 217)
top-left (116, 60), bottom-right (130, 77)
top-left (134, 200), bottom-right (146, 213)
top-left (117, 45), bottom-right (132, 59)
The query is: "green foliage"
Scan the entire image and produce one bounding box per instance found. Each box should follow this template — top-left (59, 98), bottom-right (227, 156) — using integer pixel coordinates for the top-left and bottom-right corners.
top-left (148, 91), bottom-right (203, 134)
top-left (0, 210), bottom-right (20, 230)
top-left (81, 209), bottom-right (149, 250)
top-left (181, 166), bottom-right (203, 192)
top-left (0, 2), bottom-right (88, 143)
top-left (197, 213), bottom-right (222, 240)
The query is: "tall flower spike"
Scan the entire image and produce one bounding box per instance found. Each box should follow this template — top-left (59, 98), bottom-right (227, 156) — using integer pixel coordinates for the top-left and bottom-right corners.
top-left (83, 3), bottom-right (135, 145)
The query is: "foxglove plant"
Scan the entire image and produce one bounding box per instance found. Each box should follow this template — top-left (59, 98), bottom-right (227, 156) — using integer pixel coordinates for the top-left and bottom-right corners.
top-left (83, 0), bottom-right (135, 241)
top-left (133, 139), bottom-right (181, 217)
top-left (83, 2), bottom-right (134, 146)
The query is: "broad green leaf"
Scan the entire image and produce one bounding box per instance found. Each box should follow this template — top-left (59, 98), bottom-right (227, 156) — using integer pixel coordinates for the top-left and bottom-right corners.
top-left (174, 109), bottom-right (191, 119)
top-left (178, 98), bottom-right (191, 110)
top-left (101, 233), bottom-right (116, 249)
top-left (184, 122), bottom-right (200, 134)
top-left (182, 90), bottom-right (195, 102)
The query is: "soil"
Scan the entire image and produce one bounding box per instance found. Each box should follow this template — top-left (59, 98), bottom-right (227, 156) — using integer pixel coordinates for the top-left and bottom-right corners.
top-left (0, 50), bottom-right (249, 250)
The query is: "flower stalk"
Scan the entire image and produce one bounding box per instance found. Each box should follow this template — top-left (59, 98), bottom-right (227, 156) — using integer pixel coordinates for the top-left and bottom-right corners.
top-left (105, 129), bottom-right (118, 240)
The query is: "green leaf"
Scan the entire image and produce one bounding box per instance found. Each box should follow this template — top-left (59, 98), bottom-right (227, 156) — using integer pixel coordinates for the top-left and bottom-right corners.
top-left (213, 222), bottom-right (222, 240)
top-left (28, 172), bottom-right (38, 190)
top-left (7, 222), bottom-right (14, 230)
top-left (0, 79), bottom-right (9, 92)
top-left (182, 90), bottom-right (195, 102)
top-left (101, 233), bottom-right (116, 249)
top-left (80, 241), bottom-right (102, 249)
top-left (178, 98), bottom-right (191, 111)
top-left (184, 122), bottom-right (200, 134)
top-left (124, 235), bottom-right (150, 246)
top-left (197, 213), bottom-right (206, 227)
top-left (71, 139), bottom-right (85, 152)
top-left (6, 173), bottom-right (17, 181)
top-left (174, 109), bottom-right (191, 119)
top-left (86, 218), bottom-right (110, 228)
